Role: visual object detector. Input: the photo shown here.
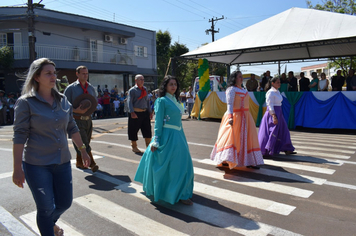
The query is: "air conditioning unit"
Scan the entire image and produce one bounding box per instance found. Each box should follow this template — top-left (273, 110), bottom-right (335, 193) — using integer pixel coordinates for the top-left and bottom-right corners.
top-left (104, 35), bottom-right (113, 42)
top-left (119, 37), bottom-right (128, 45)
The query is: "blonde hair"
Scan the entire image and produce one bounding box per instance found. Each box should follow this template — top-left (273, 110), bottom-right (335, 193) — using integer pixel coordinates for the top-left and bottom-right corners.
top-left (21, 58), bottom-right (61, 103)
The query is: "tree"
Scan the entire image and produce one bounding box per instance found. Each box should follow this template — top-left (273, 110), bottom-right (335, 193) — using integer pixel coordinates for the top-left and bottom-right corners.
top-left (169, 42), bottom-right (189, 89)
top-left (156, 30), bottom-right (172, 84)
top-left (307, 0), bottom-right (356, 76)
top-left (0, 46), bottom-right (15, 69)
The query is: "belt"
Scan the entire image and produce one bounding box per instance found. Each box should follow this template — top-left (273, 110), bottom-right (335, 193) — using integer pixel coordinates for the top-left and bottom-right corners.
top-left (73, 115), bottom-right (91, 120)
top-left (233, 108), bottom-right (249, 112)
top-left (163, 124), bottom-right (181, 131)
top-left (133, 108), bottom-right (147, 112)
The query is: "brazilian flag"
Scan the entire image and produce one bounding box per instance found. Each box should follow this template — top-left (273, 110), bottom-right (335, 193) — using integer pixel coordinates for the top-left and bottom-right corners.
top-left (197, 58), bottom-right (210, 120)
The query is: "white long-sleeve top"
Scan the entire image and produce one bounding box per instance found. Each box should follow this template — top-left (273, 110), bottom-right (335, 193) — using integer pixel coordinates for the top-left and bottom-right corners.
top-left (266, 87), bottom-right (282, 114)
top-left (226, 86), bottom-right (247, 115)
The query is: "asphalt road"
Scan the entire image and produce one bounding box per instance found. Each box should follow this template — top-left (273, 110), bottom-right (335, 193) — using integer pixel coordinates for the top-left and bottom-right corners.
top-left (1, 116), bottom-right (356, 236)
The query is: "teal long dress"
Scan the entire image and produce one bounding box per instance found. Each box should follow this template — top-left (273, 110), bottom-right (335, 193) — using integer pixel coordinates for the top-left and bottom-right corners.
top-left (134, 93), bottom-right (194, 204)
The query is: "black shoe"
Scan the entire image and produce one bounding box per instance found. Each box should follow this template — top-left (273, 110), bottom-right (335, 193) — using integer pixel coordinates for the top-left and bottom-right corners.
top-left (247, 165), bottom-right (260, 169)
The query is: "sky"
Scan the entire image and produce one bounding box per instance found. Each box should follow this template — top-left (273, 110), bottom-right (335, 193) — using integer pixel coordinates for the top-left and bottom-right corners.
top-left (2, 0), bottom-right (326, 76)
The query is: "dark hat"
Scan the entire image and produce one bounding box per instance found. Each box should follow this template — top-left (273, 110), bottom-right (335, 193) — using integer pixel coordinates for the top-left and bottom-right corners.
top-left (72, 93), bottom-right (98, 116)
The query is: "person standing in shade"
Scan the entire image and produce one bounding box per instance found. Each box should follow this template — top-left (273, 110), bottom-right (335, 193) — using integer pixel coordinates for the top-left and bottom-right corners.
top-left (210, 71), bottom-right (264, 169)
top-left (186, 86), bottom-right (194, 118)
top-left (260, 71), bottom-right (271, 91)
top-left (318, 72), bottom-right (329, 91)
top-left (127, 74), bottom-right (152, 153)
top-left (331, 70), bottom-right (345, 91)
top-left (64, 65), bottom-right (99, 172)
top-left (346, 69), bottom-right (356, 91)
top-left (0, 90), bottom-right (8, 125)
top-left (287, 71), bottom-right (298, 91)
top-left (309, 72), bottom-right (319, 91)
top-left (217, 75), bottom-right (227, 91)
top-left (258, 77), bottom-right (296, 157)
top-left (246, 73), bottom-right (259, 91)
top-left (298, 72), bottom-right (310, 91)
top-left (12, 58), bottom-right (90, 236)
top-left (135, 75), bottom-right (194, 205)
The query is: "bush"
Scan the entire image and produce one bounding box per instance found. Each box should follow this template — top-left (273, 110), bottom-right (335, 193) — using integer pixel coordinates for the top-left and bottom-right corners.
top-left (0, 46), bottom-right (15, 69)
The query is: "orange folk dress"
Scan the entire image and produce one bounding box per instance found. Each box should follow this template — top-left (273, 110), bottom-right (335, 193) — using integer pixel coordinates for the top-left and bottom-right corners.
top-left (210, 86), bottom-right (264, 169)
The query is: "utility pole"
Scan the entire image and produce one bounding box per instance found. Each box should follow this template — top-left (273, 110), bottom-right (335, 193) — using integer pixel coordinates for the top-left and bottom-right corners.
top-left (205, 16), bottom-right (224, 42)
top-left (27, 0), bottom-right (36, 63)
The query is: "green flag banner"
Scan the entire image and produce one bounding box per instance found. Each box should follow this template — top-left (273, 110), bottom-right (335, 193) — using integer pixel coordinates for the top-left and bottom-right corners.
top-left (197, 58), bottom-right (210, 120)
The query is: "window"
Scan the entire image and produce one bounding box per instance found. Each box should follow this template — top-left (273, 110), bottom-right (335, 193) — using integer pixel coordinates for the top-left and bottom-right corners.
top-left (134, 45), bottom-right (147, 57)
top-left (0, 33), bottom-right (7, 47)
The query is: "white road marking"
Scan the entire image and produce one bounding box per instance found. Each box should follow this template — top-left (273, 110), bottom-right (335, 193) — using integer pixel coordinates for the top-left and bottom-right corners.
top-left (197, 159), bottom-right (327, 185)
top-left (263, 160), bottom-right (335, 175)
top-left (193, 167), bottom-right (313, 198)
top-left (293, 144), bottom-right (355, 154)
top-left (291, 140), bottom-right (356, 151)
top-left (74, 194), bottom-right (189, 236)
top-left (0, 206), bottom-right (36, 236)
top-left (115, 182), bottom-right (302, 236)
top-left (295, 150), bottom-right (350, 159)
top-left (193, 182), bottom-right (296, 215)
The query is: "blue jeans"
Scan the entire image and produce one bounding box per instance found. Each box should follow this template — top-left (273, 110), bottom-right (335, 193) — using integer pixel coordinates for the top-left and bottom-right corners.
top-left (23, 161), bottom-right (73, 236)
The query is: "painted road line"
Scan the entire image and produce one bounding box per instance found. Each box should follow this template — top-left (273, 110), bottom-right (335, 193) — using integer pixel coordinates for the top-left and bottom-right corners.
top-left (291, 140), bottom-right (356, 151)
top-left (291, 134), bottom-right (356, 142)
top-left (115, 182), bottom-right (302, 236)
top-left (0, 147), bottom-right (12, 152)
top-left (193, 167), bottom-right (313, 198)
top-left (197, 159), bottom-right (327, 185)
top-left (0, 172), bottom-right (12, 180)
top-left (20, 211), bottom-right (84, 236)
top-left (291, 137), bottom-right (356, 148)
top-left (296, 150), bottom-right (350, 160)
top-left (0, 206), bottom-right (36, 236)
top-left (74, 194), bottom-right (189, 236)
top-left (263, 160), bottom-right (336, 175)
top-left (293, 145), bottom-right (355, 155)
top-left (193, 182), bottom-right (296, 215)
top-left (264, 155), bottom-right (342, 166)
top-left (324, 181), bottom-right (356, 191)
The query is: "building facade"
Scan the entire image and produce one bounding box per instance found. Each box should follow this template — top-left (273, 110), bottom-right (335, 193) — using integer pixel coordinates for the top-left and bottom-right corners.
top-left (0, 6), bottom-right (157, 94)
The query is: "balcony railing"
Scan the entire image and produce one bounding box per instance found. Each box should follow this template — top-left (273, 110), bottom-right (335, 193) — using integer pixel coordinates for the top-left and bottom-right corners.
top-left (9, 44), bottom-right (136, 66)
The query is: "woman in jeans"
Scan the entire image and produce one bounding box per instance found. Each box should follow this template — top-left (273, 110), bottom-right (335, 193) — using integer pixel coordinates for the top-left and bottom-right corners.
top-left (12, 58), bottom-right (90, 236)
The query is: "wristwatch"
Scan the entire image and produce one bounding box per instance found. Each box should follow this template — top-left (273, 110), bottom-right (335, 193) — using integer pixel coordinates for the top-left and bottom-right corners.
top-left (78, 144), bottom-right (86, 151)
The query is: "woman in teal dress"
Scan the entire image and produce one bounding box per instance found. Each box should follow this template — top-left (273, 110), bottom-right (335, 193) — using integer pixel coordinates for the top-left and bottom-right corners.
top-left (134, 75), bottom-right (194, 205)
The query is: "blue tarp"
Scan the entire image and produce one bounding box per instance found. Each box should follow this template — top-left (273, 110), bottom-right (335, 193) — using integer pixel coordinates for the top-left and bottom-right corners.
top-left (294, 92), bottom-right (356, 129)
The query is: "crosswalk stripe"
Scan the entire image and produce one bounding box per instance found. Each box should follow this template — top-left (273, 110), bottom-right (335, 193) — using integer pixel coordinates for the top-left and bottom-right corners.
top-left (0, 147), bottom-right (12, 152)
top-left (20, 211), bottom-right (85, 236)
top-left (291, 140), bottom-right (356, 151)
top-left (0, 172), bottom-right (12, 180)
top-left (193, 182), bottom-right (296, 215)
top-left (74, 194), bottom-right (189, 236)
top-left (293, 144), bottom-right (355, 154)
top-left (324, 181), bottom-right (356, 190)
top-left (193, 167), bottom-right (313, 198)
top-left (263, 160), bottom-right (335, 174)
top-left (197, 159), bottom-right (327, 185)
top-left (0, 206), bottom-right (36, 236)
top-left (115, 182), bottom-right (302, 236)
top-left (291, 137), bottom-right (356, 149)
top-left (291, 134), bottom-right (356, 142)
top-left (295, 150), bottom-right (350, 159)
top-left (264, 155), bottom-right (343, 166)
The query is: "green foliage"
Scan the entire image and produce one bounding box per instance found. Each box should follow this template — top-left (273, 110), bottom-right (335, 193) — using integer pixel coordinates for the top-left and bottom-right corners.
top-left (0, 46), bottom-right (15, 69)
top-left (307, 0), bottom-right (356, 71)
top-left (307, 0), bottom-right (356, 14)
top-left (156, 30), bottom-right (172, 84)
top-left (169, 42), bottom-right (189, 89)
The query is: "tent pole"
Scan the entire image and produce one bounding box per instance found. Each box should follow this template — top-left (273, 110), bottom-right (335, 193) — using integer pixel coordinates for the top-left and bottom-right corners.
top-left (227, 64), bottom-right (230, 78)
top-left (278, 61), bottom-right (281, 75)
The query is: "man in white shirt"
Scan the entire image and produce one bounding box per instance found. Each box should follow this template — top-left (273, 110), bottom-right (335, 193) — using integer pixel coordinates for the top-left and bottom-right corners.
top-left (186, 86), bottom-right (194, 118)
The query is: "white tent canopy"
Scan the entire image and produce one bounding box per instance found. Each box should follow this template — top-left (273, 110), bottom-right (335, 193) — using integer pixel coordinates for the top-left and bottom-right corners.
top-left (181, 7), bottom-right (356, 65)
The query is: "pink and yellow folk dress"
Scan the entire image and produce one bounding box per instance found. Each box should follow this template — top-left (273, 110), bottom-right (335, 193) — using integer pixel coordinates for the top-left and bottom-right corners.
top-left (210, 86), bottom-right (264, 169)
